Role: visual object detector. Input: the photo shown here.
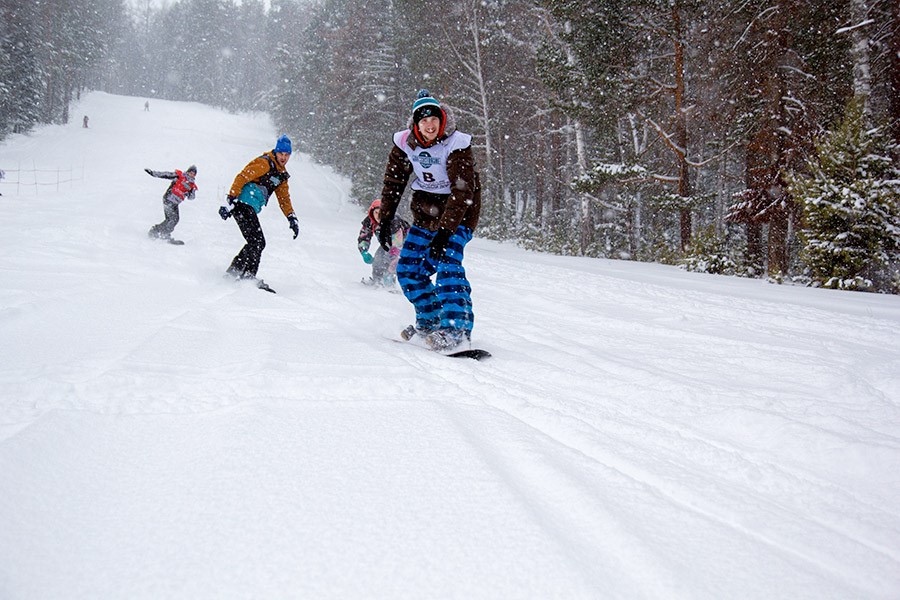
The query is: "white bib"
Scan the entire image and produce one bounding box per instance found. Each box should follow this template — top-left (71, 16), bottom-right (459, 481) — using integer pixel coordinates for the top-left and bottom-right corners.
top-left (393, 130), bottom-right (472, 194)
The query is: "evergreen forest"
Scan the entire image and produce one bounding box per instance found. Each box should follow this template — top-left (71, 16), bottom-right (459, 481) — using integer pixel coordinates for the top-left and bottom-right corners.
top-left (2, 0), bottom-right (898, 292)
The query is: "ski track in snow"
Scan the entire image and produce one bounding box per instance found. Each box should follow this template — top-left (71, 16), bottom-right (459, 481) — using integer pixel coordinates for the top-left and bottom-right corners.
top-left (1, 92), bottom-right (899, 599)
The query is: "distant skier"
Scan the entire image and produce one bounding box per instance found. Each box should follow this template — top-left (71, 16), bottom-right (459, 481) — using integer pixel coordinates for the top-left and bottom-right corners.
top-left (82, 115), bottom-right (89, 128)
top-left (219, 134), bottom-right (298, 292)
top-left (145, 165), bottom-right (198, 244)
top-left (378, 89), bottom-right (482, 351)
top-left (144, 101), bottom-right (150, 112)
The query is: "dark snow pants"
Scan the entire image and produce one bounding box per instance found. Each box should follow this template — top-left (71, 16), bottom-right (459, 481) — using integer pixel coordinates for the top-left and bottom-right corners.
top-left (228, 202), bottom-right (266, 278)
top-left (149, 199), bottom-right (180, 238)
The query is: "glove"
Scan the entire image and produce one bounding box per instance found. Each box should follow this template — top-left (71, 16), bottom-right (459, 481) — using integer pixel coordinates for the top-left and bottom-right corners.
top-left (378, 224), bottom-right (392, 252)
top-left (428, 228), bottom-right (452, 261)
top-left (288, 213), bottom-right (299, 239)
top-left (361, 251), bottom-right (374, 264)
top-left (220, 196), bottom-right (236, 220)
top-left (144, 168), bottom-right (153, 176)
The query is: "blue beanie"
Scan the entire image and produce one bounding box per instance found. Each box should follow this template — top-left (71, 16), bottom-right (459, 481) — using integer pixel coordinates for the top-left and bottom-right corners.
top-left (412, 89), bottom-right (442, 124)
top-left (274, 134), bottom-right (292, 154)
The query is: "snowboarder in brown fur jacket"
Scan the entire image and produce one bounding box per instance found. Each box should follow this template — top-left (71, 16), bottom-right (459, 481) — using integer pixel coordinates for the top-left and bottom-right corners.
top-left (378, 89), bottom-right (481, 351)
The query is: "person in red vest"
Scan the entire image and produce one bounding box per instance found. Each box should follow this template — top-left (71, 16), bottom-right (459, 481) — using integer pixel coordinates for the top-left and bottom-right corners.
top-left (145, 165), bottom-right (197, 245)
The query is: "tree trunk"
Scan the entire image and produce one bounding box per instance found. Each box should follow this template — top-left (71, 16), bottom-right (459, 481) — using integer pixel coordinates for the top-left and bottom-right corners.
top-left (560, 20), bottom-right (592, 254)
top-left (62, 84), bottom-right (70, 125)
top-left (743, 127), bottom-right (775, 274)
top-left (716, 150), bottom-right (727, 235)
top-left (747, 223), bottom-right (764, 275)
top-left (550, 118), bottom-right (562, 228)
top-left (673, 2), bottom-right (692, 252)
top-left (763, 0), bottom-right (795, 279)
top-left (535, 113), bottom-right (546, 228)
top-left (633, 191), bottom-right (643, 257)
top-left (624, 114), bottom-right (647, 255)
top-left (575, 118), bottom-right (591, 254)
top-left (849, 0), bottom-right (872, 113)
top-left (891, 0), bottom-right (900, 145)
top-left (767, 207), bottom-right (789, 278)
top-left (466, 0), bottom-right (493, 182)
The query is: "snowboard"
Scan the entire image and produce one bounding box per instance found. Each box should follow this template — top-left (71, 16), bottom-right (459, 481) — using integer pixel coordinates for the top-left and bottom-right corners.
top-left (394, 325), bottom-right (492, 361)
top-left (148, 234), bottom-right (184, 245)
top-left (255, 279), bottom-right (276, 293)
top-left (444, 348), bottom-right (492, 361)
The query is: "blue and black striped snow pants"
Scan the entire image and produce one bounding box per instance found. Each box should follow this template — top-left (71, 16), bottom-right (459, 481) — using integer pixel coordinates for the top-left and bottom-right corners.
top-left (396, 224), bottom-right (474, 335)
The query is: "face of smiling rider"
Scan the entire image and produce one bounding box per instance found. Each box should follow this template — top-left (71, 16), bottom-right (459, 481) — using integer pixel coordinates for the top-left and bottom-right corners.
top-left (275, 151), bottom-right (291, 167)
top-left (417, 115), bottom-right (441, 143)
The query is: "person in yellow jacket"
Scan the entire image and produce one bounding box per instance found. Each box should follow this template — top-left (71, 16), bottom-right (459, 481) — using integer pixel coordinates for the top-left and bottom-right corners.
top-left (219, 135), bottom-right (299, 292)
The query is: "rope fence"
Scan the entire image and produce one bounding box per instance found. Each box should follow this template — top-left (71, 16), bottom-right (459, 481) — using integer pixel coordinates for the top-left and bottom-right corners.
top-left (0, 164), bottom-right (85, 195)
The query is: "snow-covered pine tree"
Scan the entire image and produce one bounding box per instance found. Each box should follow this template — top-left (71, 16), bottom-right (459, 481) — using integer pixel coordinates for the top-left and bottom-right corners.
top-left (790, 97), bottom-right (900, 293)
top-left (680, 225), bottom-right (739, 275)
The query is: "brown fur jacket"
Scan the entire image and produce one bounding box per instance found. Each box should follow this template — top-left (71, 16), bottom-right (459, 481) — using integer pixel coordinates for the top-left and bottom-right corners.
top-left (379, 109), bottom-right (481, 232)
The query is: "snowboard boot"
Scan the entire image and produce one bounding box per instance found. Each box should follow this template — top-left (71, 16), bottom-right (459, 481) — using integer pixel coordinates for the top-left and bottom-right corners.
top-left (224, 268), bottom-right (275, 293)
top-left (400, 323), bottom-right (439, 341)
top-left (224, 266), bottom-right (246, 280)
top-left (424, 329), bottom-right (468, 352)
